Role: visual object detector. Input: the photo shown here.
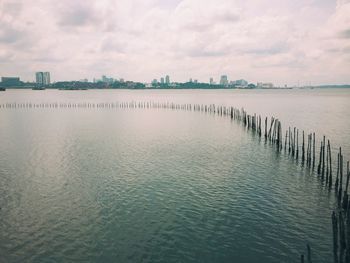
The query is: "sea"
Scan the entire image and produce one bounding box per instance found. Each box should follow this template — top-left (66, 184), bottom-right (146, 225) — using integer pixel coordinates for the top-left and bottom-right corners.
top-left (0, 88), bottom-right (349, 262)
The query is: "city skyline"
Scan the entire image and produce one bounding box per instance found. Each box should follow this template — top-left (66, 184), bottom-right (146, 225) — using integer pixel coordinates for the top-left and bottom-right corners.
top-left (3, 71), bottom-right (350, 88)
top-left (0, 0), bottom-right (349, 85)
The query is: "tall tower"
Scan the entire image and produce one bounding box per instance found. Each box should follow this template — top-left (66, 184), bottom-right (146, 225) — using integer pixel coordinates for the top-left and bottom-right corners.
top-left (36, 72), bottom-right (44, 86)
top-left (36, 72), bottom-right (51, 86)
top-left (43, 72), bottom-right (50, 85)
top-left (220, 75), bottom-right (228, 86)
top-left (165, 75), bottom-right (170, 84)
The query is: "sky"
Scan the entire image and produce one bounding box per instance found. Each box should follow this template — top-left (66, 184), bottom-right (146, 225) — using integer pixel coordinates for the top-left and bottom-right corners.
top-left (0, 0), bottom-right (349, 86)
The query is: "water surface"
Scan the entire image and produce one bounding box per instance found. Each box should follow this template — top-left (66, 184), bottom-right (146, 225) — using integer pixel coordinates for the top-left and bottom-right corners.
top-left (0, 89), bottom-right (347, 262)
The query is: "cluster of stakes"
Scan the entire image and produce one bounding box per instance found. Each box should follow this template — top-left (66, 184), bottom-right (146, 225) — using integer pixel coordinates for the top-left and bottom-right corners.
top-left (1, 100), bottom-right (349, 262)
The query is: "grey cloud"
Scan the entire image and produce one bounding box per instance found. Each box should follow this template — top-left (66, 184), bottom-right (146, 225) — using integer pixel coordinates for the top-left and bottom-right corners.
top-left (0, 50), bottom-right (14, 62)
top-left (186, 48), bottom-right (229, 57)
top-left (0, 21), bottom-right (24, 44)
top-left (32, 55), bottom-right (66, 63)
top-left (100, 38), bottom-right (126, 53)
top-left (339, 29), bottom-right (350, 38)
top-left (57, 3), bottom-right (100, 27)
top-left (252, 58), bottom-right (306, 69)
top-left (327, 46), bottom-right (350, 53)
top-left (0, 28), bottom-right (22, 44)
top-left (1, 1), bottom-right (22, 18)
top-left (214, 10), bottom-right (240, 23)
top-left (243, 42), bottom-right (290, 55)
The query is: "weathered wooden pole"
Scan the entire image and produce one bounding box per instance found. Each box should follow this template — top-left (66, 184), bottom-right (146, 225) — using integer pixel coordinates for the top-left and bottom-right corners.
top-left (322, 136), bottom-right (326, 179)
top-left (336, 151), bottom-right (340, 193)
top-left (333, 211), bottom-right (339, 263)
top-left (339, 212), bottom-right (346, 262)
top-left (285, 130), bottom-right (288, 151)
top-left (326, 143), bottom-right (330, 185)
top-left (329, 140), bottom-right (333, 189)
top-left (338, 148), bottom-right (343, 206)
top-left (289, 127), bottom-right (291, 154)
top-left (302, 131), bottom-right (305, 163)
top-left (307, 244), bottom-right (312, 263)
top-left (296, 129), bottom-right (299, 159)
top-left (293, 127), bottom-right (296, 156)
top-left (318, 141), bottom-right (323, 174)
top-left (312, 133), bottom-right (316, 169)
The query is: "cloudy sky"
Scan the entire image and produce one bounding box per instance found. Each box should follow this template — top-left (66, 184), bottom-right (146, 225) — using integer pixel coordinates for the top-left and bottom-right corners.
top-left (0, 0), bottom-right (349, 85)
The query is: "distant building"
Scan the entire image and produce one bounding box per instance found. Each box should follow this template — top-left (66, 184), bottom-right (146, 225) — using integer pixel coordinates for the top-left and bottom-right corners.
top-left (165, 75), bottom-right (170, 84)
top-left (101, 75), bottom-right (114, 84)
top-left (36, 72), bottom-right (44, 86)
top-left (257, 82), bottom-right (274, 88)
top-left (151, 79), bottom-right (158, 86)
top-left (43, 72), bottom-right (50, 85)
top-left (194, 79), bottom-right (198, 83)
top-left (220, 75), bottom-right (228, 86)
top-left (234, 79), bottom-right (248, 86)
top-left (36, 72), bottom-right (50, 86)
top-left (160, 77), bottom-right (165, 84)
top-left (210, 78), bottom-right (214, 85)
top-left (1, 77), bottom-right (21, 87)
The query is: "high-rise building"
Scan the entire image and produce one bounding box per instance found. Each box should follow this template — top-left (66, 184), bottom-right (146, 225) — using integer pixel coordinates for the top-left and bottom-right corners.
top-left (36, 72), bottom-right (51, 86)
top-left (165, 75), bottom-right (170, 84)
top-left (160, 77), bottom-right (165, 84)
top-left (36, 72), bottom-right (43, 86)
top-left (220, 75), bottom-right (228, 86)
top-left (101, 75), bottom-right (114, 84)
top-left (210, 78), bottom-right (214, 85)
top-left (43, 72), bottom-right (50, 85)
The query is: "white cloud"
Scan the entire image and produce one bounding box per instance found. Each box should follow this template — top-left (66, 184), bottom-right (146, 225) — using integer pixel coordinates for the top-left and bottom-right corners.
top-left (0, 0), bottom-right (349, 85)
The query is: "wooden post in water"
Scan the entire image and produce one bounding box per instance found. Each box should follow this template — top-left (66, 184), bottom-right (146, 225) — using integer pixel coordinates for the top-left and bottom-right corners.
top-left (302, 131), bottom-right (305, 163)
top-left (288, 127), bottom-right (291, 154)
top-left (322, 136), bottom-right (326, 180)
top-left (326, 143), bottom-right (330, 185)
top-left (329, 140), bottom-right (333, 189)
top-left (307, 134), bottom-right (311, 166)
top-left (307, 244), bottom-right (312, 263)
top-left (338, 148), bottom-right (343, 206)
top-left (318, 141), bottom-right (323, 174)
top-left (332, 211), bottom-right (339, 263)
top-left (296, 129), bottom-right (299, 160)
top-left (312, 133), bottom-right (316, 169)
top-left (343, 162), bottom-right (349, 210)
top-left (339, 212), bottom-right (346, 261)
top-left (285, 130), bottom-right (288, 151)
top-left (293, 127), bottom-right (296, 157)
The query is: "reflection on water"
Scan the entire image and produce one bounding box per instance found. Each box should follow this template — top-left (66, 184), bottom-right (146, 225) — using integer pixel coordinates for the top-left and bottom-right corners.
top-left (0, 89), bottom-right (347, 262)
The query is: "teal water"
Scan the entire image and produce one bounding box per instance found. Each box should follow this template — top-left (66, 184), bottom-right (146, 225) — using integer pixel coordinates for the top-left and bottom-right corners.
top-left (0, 89), bottom-right (348, 262)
